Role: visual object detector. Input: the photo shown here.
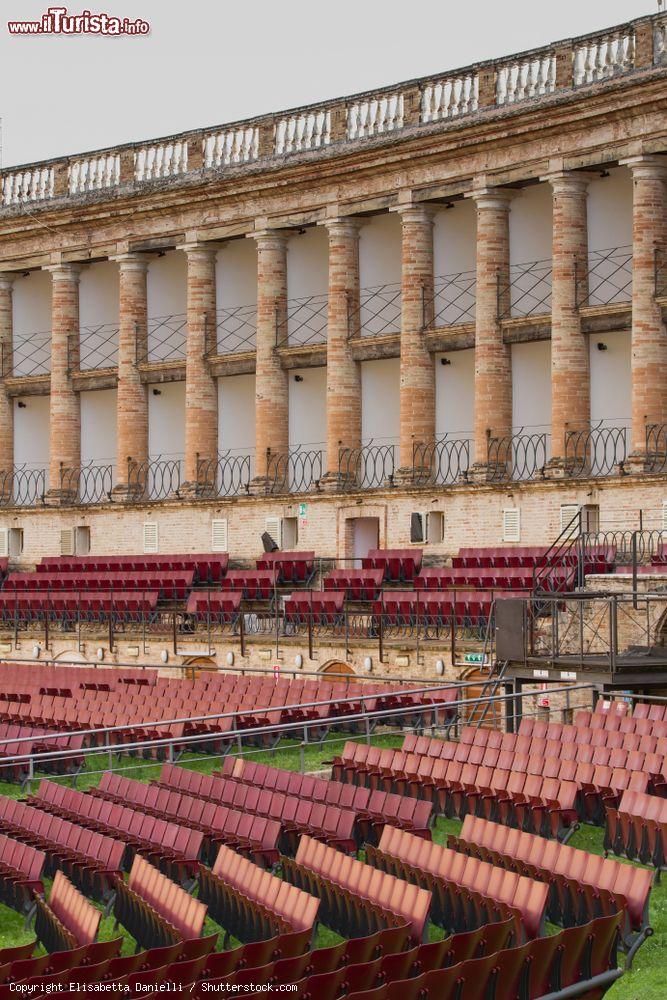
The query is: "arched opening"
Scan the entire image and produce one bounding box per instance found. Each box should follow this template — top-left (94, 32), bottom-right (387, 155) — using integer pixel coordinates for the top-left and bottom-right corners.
top-left (320, 659), bottom-right (357, 680)
top-left (458, 666), bottom-right (501, 729)
top-left (181, 656), bottom-right (218, 681)
top-left (51, 650), bottom-right (87, 664)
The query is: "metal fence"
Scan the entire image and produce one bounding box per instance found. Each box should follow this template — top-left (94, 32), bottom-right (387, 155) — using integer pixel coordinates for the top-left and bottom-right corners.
top-left (0, 465), bottom-right (47, 507)
top-left (576, 246), bottom-right (633, 308)
top-left (59, 463), bottom-right (114, 504)
top-left (78, 323), bottom-right (120, 371)
top-left (265, 448), bottom-right (324, 494)
top-left (11, 330), bottom-right (51, 377)
top-left (277, 293), bottom-right (328, 348)
top-left (146, 314), bottom-right (187, 364)
top-left (337, 442), bottom-right (395, 490)
top-left (498, 259), bottom-right (552, 320)
top-left (120, 456), bottom-right (183, 502)
top-left (430, 271), bottom-right (476, 327)
top-left (412, 437), bottom-right (471, 486)
top-left (645, 423), bottom-right (667, 473)
top-left (355, 282), bottom-right (402, 338)
top-left (196, 452), bottom-right (253, 498)
top-left (486, 429), bottom-right (549, 482)
top-left (215, 305), bottom-right (257, 355)
top-left (563, 423), bottom-right (627, 478)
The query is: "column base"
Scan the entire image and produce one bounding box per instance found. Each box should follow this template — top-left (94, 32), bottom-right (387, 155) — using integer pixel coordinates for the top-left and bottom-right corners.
top-left (622, 451), bottom-right (653, 476)
top-left (43, 488), bottom-right (78, 507)
top-left (319, 471), bottom-right (349, 494)
top-left (249, 476), bottom-right (270, 497)
top-left (177, 480), bottom-right (204, 499)
top-left (467, 463), bottom-right (499, 485)
top-left (543, 458), bottom-right (570, 481)
top-left (110, 482), bottom-right (141, 503)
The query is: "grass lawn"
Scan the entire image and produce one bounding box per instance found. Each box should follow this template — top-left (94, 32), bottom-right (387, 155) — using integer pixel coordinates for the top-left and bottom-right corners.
top-left (0, 732), bottom-right (663, 997)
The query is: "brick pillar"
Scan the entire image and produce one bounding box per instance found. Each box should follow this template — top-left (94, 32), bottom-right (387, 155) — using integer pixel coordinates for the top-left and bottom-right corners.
top-left (251, 231), bottom-right (288, 486)
top-left (0, 277), bottom-right (14, 481)
top-left (114, 254), bottom-right (149, 493)
top-left (623, 156), bottom-right (667, 458)
top-left (397, 204), bottom-right (435, 475)
top-left (182, 244), bottom-right (217, 489)
top-left (46, 263), bottom-right (81, 501)
top-left (548, 172), bottom-right (591, 465)
top-left (471, 189), bottom-right (513, 470)
top-left (322, 218), bottom-right (361, 486)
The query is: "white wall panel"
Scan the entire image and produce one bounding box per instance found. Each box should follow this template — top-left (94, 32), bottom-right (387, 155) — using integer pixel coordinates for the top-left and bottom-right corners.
top-left (13, 395), bottom-right (49, 469)
top-left (148, 381), bottom-right (185, 459)
top-left (589, 330), bottom-right (631, 431)
top-left (361, 358), bottom-right (400, 446)
top-left (359, 214), bottom-right (402, 337)
top-left (511, 340), bottom-right (551, 433)
top-left (289, 367), bottom-right (327, 453)
top-left (81, 389), bottom-right (117, 464)
top-left (435, 350), bottom-right (475, 439)
top-left (12, 271), bottom-right (51, 377)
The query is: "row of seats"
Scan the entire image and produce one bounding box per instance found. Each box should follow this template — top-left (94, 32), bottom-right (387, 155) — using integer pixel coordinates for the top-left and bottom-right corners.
top-left (0, 796), bottom-right (123, 902)
top-left (6, 570), bottom-right (195, 600)
top-left (371, 591), bottom-right (527, 629)
top-left (27, 781), bottom-right (202, 885)
top-left (367, 826), bottom-right (548, 941)
top-left (199, 843), bottom-right (319, 948)
top-left (256, 551), bottom-right (316, 584)
top-left (0, 832), bottom-right (44, 914)
top-left (220, 570), bottom-right (279, 600)
top-left (450, 815), bottom-right (652, 950)
top-left (572, 708), bottom-right (667, 735)
top-left (216, 758), bottom-right (434, 843)
top-left (605, 789), bottom-right (667, 869)
top-left (36, 553), bottom-right (229, 583)
top-left (34, 872), bottom-right (101, 953)
top-left (0, 591), bottom-right (159, 623)
top-left (118, 856), bottom-right (209, 947)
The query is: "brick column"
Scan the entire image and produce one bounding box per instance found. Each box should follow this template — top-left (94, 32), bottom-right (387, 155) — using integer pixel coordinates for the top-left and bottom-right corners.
top-left (397, 204), bottom-right (435, 474)
top-left (182, 244), bottom-right (217, 489)
top-left (623, 156), bottom-right (667, 458)
top-left (0, 277), bottom-right (14, 479)
top-left (471, 189), bottom-right (513, 470)
top-left (46, 263), bottom-right (81, 501)
top-left (322, 218), bottom-right (361, 486)
top-left (547, 172), bottom-right (591, 465)
top-left (251, 231), bottom-right (288, 486)
top-left (114, 253), bottom-right (149, 493)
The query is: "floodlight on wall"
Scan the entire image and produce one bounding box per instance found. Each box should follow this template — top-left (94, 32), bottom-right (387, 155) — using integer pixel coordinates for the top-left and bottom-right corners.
top-left (152, 388), bottom-right (162, 395)
top-left (294, 375), bottom-right (304, 382)
top-left (17, 401), bottom-right (26, 409)
top-left (160, 649), bottom-right (169, 663)
top-left (435, 659), bottom-right (445, 676)
top-left (294, 654), bottom-right (303, 669)
top-left (440, 358), bottom-right (451, 366)
top-left (597, 343), bottom-right (608, 351)
top-left (96, 647), bottom-right (104, 661)
top-left (32, 645), bottom-right (40, 659)
top-left (363, 656), bottom-right (373, 673)
top-left (226, 651), bottom-right (234, 666)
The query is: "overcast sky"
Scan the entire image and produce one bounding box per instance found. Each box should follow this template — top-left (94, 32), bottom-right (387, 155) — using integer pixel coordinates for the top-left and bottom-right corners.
top-left (0, 0), bottom-right (655, 167)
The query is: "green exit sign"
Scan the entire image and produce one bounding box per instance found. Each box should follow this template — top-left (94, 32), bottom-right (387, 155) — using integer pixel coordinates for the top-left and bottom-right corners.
top-left (464, 653), bottom-right (487, 663)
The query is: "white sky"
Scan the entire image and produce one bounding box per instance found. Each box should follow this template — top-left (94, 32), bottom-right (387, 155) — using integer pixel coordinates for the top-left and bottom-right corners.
top-left (0, 0), bottom-right (655, 168)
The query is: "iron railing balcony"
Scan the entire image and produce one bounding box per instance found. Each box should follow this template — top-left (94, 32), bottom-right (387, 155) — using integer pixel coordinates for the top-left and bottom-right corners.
top-left (645, 423), bottom-right (667, 474)
top-left (412, 437), bottom-right (471, 486)
top-left (265, 447), bottom-right (324, 494)
top-left (145, 314), bottom-right (187, 364)
top-left (337, 441), bottom-right (396, 491)
top-left (497, 259), bottom-right (553, 320)
top-left (115, 456), bottom-right (183, 503)
top-left (277, 293), bottom-right (328, 349)
top-left (355, 282), bottom-right (402, 339)
top-left (59, 463), bottom-right (114, 505)
top-left (486, 428), bottom-right (550, 483)
top-left (655, 247), bottom-right (667, 299)
top-left (0, 466), bottom-right (46, 507)
top-left (430, 271), bottom-right (477, 328)
top-left (78, 323), bottom-right (119, 371)
top-left (196, 452), bottom-right (253, 498)
top-left (576, 246), bottom-right (633, 308)
top-left (215, 305), bottom-right (257, 356)
top-left (564, 422), bottom-right (628, 478)
top-left (11, 330), bottom-right (51, 377)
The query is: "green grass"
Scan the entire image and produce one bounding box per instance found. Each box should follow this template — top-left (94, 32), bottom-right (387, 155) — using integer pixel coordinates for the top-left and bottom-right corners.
top-left (0, 733), bottom-right (665, 997)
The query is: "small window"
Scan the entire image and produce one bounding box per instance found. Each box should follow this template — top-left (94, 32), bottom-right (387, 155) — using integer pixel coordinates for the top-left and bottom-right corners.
top-left (427, 512), bottom-right (445, 544)
top-left (560, 504), bottom-right (581, 537)
top-left (211, 519), bottom-right (228, 552)
top-left (0, 530), bottom-right (7, 558)
top-left (8, 528), bottom-right (23, 559)
top-left (581, 504), bottom-right (599, 534)
top-left (75, 526), bottom-right (90, 556)
top-left (60, 529), bottom-right (74, 556)
top-left (663, 501), bottom-right (667, 536)
top-left (502, 508), bottom-right (521, 543)
top-left (143, 522), bottom-right (159, 554)
top-left (282, 517), bottom-right (298, 549)
top-left (264, 516), bottom-right (282, 549)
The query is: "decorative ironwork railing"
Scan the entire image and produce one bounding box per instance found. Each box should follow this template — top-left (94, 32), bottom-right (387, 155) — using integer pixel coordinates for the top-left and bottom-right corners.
top-left (196, 452), bottom-right (252, 498)
top-left (78, 323), bottom-right (119, 371)
top-left (11, 331), bottom-right (51, 377)
top-left (0, 466), bottom-right (46, 507)
top-left (2, 13), bottom-right (663, 211)
top-left (486, 428), bottom-right (549, 482)
top-left (498, 259), bottom-right (552, 320)
top-left (646, 424), bottom-right (667, 474)
top-left (581, 529), bottom-right (663, 567)
top-left (215, 305), bottom-right (257, 355)
top-left (412, 437), bottom-right (471, 486)
top-left (146, 314), bottom-right (187, 364)
top-left (576, 246), bottom-right (633, 308)
top-left (338, 442), bottom-right (395, 490)
top-left (277, 293), bottom-right (328, 348)
top-left (564, 423), bottom-right (627, 479)
top-left (123, 456), bottom-right (183, 502)
top-left (656, 247), bottom-right (667, 299)
top-left (265, 448), bottom-right (323, 494)
top-left (59, 463), bottom-right (114, 504)
top-left (355, 282), bottom-right (402, 338)
top-left (430, 271), bottom-right (476, 328)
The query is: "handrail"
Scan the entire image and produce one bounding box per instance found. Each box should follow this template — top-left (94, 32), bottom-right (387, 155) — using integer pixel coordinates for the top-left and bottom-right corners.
top-left (533, 507), bottom-right (582, 592)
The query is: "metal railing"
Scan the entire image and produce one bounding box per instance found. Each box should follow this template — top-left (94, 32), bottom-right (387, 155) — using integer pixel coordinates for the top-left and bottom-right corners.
top-left (486, 428), bottom-right (549, 482)
top-left (355, 282), bottom-right (402, 338)
top-left (265, 448), bottom-right (323, 494)
top-left (430, 271), bottom-right (476, 328)
top-left (59, 463), bottom-right (114, 505)
top-left (564, 423), bottom-right (627, 478)
top-left (645, 423), bottom-right (667, 473)
top-left (196, 451), bottom-right (252, 498)
top-left (337, 441), bottom-right (395, 490)
top-left (277, 293), bottom-right (328, 348)
top-left (533, 508), bottom-right (583, 593)
top-left (146, 314), bottom-right (187, 364)
top-left (215, 305), bottom-right (257, 355)
top-left (412, 436), bottom-right (470, 486)
top-left (0, 465), bottom-right (46, 507)
top-left (498, 259), bottom-right (552, 320)
top-left (11, 330), bottom-right (51, 377)
top-left (78, 323), bottom-right (120, 371)
top-left (121, 456), bottom-right (183, 502)
top-left (656, 246), bottom-right (667, 298)
top-left (576, 246), bottom-right (633, 308)
top-left (581, 529), bottom-right (663, 567)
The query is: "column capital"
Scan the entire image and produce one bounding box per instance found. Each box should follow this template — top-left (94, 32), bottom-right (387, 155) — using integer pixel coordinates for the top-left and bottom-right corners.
top-left (620, 155), bottom-right (667, 180)
top-left (392, 203), bottom-right (437, 225)
top-left (111, 252), bottom-right (149, 273)
top-left (0, 274), bottom-right (15, 292)
top-left (321, 217), bottom-right (364, 238)
top-left (45, 262), bottom-right (81, 282)
top-left (177, 242), bottom-right (219, 261)
top-left (467, 187), bottom-right (515, 210)
top-left (541, 171), bottom-right (596, 194)
top-left (249, 228), bottom-right (293, 247)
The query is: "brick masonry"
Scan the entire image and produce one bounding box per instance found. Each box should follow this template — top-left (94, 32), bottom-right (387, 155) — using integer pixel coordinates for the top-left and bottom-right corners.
top-left (183, 245), bottom-right (218, 484)
top-left (47, 264), bottom-right (80, 494)
top-left (0, 277), bottom-right (13, 472)
top-left (115, 254), bottom-right (149, 485)
top-left (253, 232), bottom-right (288, 480)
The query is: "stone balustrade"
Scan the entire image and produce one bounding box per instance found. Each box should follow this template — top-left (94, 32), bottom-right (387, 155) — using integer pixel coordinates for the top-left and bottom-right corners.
top-left (0, 12), bottom-right (664, 211)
